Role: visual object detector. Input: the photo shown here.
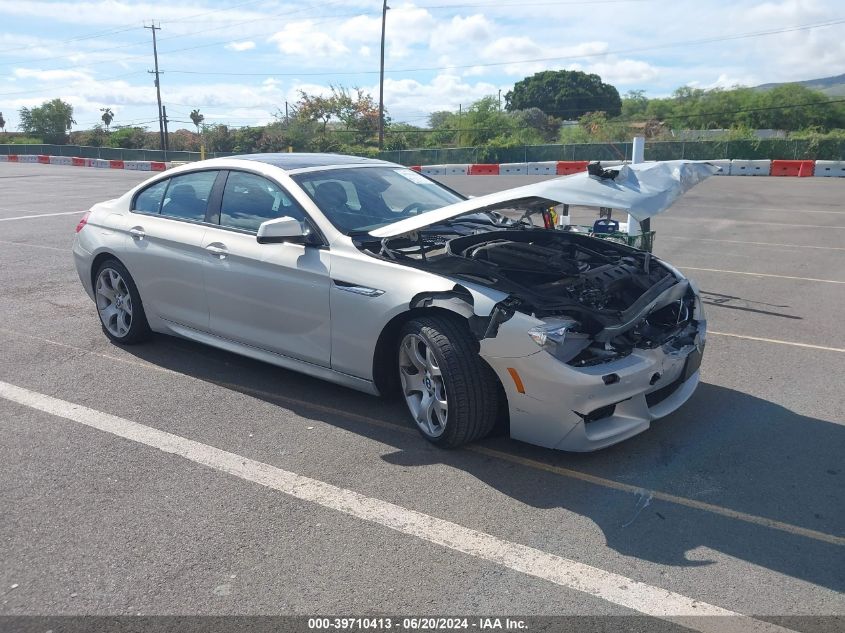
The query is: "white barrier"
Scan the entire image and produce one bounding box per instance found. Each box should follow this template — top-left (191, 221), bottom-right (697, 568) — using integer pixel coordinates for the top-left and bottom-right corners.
top-left (500, 162), bottom-right (528, 175)
top-left (730, 159), bottom-right (771, 176)
top-left (91, 159), bottom-right (110, 168)
top-left (18, 154), bottom-right (39, 163)
top-left (0, 155), bottom-right (7, 162)
top-left (124, 161), bottom-right (152, 171)
top-left (420, 165), bottom-right (446, 176)
top-left (708, 159), bottom-right (732, 175)
top-left (813, 160), bottom-right (845, 177)
top-left (49, 156), bottom-right (73, 166)
top-left (528, 161), bottom-right (557, 175)
top-left (443, 164), bottom-right (468, 175)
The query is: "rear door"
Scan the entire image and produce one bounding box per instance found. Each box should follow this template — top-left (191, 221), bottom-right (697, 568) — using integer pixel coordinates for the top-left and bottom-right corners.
top-left (201, 170), bottom-right (332, 366)
top-left (121, 170), bottom-right (221, 331)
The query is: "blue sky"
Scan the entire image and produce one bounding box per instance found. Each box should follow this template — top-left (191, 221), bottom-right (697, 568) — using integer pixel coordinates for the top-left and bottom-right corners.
top-left (1, 0), bottom-right (843, 132)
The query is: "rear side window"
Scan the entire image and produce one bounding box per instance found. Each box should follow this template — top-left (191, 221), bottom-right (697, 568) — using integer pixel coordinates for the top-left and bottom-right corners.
top-left (160, 171), bottom-right (217, 222)
top-left (133, 179), bottom-right (168, 214)
top-left (220, 171), bottom-right (306, 232)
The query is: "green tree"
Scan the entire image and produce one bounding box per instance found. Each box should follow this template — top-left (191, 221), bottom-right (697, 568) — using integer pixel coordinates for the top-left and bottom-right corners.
top-left (189, 109), bottom-right (204, 133)
top-left (100, 108), bottom-right (114, 131)
top-left (109, 126), bottom-right (149, 149)
top-left (203, 124), bottom-right (236, 153)
top-left (18, 99), bottom-right (76, 144)
top-left (0, 112), bottom-right (5, 133)
top-left (621, 90), bottom-right (649, 119)
top-left (505, 70), bottom-right (622, 118)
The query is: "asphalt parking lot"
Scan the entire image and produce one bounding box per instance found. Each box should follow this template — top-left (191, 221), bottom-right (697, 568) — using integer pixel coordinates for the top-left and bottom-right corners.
top-left (0, 163), bottom-right (843, 631)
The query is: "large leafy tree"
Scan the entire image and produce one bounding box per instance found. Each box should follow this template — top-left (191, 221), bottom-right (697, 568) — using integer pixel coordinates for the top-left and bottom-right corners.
top-left (0, 112), bottom-right (6, 132)
top-left (19, 99), bottom-right (76, 144)
top-left (296, 85), bottom-right (384, 146)
top-left (505, 70), bottom-right (622, 119)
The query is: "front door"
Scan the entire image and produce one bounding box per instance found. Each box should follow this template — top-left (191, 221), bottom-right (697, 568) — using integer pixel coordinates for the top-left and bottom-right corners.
top-left (201, 170), bottom-right (331, 366)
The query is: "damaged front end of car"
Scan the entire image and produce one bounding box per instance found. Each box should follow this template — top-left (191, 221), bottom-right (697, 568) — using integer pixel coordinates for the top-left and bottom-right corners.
top-left (356, 160), bottom-right (715, 450)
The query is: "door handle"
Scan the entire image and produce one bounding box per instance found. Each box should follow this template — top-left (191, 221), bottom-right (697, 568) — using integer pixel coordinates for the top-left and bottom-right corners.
top-left (205, 243), bottom-right (228, 259)
top-left (128, 227), bottom-right (145, 240)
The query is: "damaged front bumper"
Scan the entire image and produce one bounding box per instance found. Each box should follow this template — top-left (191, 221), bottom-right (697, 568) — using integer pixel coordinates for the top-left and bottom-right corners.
top-left (483, 320), bottom-right (706, 452)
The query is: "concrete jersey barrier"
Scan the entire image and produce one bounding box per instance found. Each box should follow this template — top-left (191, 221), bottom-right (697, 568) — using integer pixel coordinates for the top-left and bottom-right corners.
top-left (3, 154), bottom-right (843, 178)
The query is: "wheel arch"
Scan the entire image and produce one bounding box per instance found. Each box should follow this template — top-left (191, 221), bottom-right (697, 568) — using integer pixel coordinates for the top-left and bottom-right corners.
top-left (90, 251), bottom-right (125, 289)
top-left (371, 307), bottom-right (511, 435)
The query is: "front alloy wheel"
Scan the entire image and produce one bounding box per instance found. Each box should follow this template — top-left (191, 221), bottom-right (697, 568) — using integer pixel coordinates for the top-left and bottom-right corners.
top-left (399, 333), bottom-right (449, 438)
top-left (396, 315), bottom-right (500, 448)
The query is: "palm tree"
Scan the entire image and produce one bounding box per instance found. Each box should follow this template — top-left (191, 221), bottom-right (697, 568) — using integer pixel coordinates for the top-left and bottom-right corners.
top-left (190, 109), bottom-right (204, 133)
top-left (0, 112), bottom-right (5, 134)
top-left (100, 108), bottom-right (114, 131)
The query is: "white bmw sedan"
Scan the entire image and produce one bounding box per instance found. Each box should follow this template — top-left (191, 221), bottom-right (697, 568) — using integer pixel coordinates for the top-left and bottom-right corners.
top-left (73, 153), bottom-right (713, 451)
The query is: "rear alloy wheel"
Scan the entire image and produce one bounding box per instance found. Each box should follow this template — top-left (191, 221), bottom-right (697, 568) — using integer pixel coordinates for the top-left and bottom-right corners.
top-left (94, 259), bottom-right (150, 344)
top-left (398, 315), bottom-right (500, 447)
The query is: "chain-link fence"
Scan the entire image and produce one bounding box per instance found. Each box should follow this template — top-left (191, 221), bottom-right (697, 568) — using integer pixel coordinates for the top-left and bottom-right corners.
top-left (3, 139), bottom-right (844, 165)
top-left (378, 140), bottom-right (845, 165)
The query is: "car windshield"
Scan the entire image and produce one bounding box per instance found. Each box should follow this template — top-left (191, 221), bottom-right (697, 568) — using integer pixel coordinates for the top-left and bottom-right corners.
top-left (291, 166), bottom-right (464, 234)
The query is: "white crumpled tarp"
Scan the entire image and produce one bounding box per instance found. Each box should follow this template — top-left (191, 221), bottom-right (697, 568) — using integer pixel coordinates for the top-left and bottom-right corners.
top-left (371, 160), bottom-right (718, 238)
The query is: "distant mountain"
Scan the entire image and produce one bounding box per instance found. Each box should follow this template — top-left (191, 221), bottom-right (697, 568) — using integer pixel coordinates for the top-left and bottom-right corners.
top-left (755, 73), bottom-right (845, 97)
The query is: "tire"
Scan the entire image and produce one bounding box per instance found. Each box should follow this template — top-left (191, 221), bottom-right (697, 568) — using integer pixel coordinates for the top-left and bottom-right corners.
top-left (93, 258), bottom-right (151, 345)
top-left (397, 315), bottom-right (500, 448)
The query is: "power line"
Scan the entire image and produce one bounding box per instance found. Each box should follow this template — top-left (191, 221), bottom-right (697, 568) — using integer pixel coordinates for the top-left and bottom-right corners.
top-left (0, 0), bottom-right (283, 57)
top-left (157, 17), bottom-right (845, 78)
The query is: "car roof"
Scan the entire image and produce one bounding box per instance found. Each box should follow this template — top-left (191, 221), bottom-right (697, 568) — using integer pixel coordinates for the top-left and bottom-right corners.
top-left (232, 153), bottom-right (396, 171)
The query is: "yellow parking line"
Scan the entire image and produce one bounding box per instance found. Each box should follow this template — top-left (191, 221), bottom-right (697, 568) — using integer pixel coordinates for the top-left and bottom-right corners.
top-left (1, 327), bottom-right (841, 547)
top-left (469, 446), bottom-right (844, 546)
top-left (709, 331), bottom-right (845, 353)
top-left (680, 266), bottom-right (845, 284)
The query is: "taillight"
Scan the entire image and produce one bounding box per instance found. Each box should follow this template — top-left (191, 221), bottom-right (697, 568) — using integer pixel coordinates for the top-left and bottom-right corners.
top-left (75, 211), bottom-right (90, 233)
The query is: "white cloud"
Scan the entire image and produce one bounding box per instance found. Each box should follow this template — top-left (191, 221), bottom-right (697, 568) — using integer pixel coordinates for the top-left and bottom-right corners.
top-left (225, 40), bottom-right (255, 52)
top-left (381, 72), bottom-right (501, 116)
top-left (269, 20), bottom-right (349, 58)
top-left (13, 68), bottom-right (92, 82)
top-left (429, 14), bottom-right (493, 52)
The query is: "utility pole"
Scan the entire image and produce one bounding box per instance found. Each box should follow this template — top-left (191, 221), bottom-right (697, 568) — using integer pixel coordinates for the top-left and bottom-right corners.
top-left (378, 0), bottom-right (389, 150)
top-left (285, 101), bottom-right (289, 124)
top-left (145, 22), bottom-right (166, 152)
top-left (162, 105), bottom-right (170, 153)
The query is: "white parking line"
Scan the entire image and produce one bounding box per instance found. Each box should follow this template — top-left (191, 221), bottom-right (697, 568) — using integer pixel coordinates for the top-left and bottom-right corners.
top-left (660, 236), bottom-right (845, 251)
top-left (0, 239), bottom-right (66, 252)
top-left (709, 331), bottom-right (845, 353)
top-left (683, 204), bottom-right (845, 215)
top-left (0, 380), bottom-right (798, 633)
top-left (2, 325), bottom-right (842, 547)
top-left (665, 218), bottom-right (845, 229)
top-left (0, 211), bottom-right (83, 222)
top-left (680, 267), bottom-right (845, 284)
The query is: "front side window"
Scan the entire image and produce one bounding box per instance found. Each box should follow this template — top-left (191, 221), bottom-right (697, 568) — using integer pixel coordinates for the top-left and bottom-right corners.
top-left (160, 171), bottom-right (217, 222)
top-left (220, 171), bottom-right (306, 232)
top-left (133, 179), bottom-right (168, 214)
top-left (292, 167), bottom-right (463, 234)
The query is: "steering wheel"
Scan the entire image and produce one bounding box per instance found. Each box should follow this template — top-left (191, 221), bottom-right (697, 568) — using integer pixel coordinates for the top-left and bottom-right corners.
top-left (400, 202), bottom-right (436, 215)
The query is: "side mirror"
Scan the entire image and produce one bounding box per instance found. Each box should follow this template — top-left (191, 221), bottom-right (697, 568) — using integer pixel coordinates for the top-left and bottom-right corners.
top-left (256, 216), bottom-right (306, 244)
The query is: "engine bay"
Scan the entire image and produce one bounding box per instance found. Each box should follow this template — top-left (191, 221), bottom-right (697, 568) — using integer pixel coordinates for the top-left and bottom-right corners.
top-left (357, 226), bottom-right (700, 364)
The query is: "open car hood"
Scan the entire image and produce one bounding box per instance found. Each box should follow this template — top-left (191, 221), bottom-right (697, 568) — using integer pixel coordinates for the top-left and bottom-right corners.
top-left (370, 160), bottom-right (718, 239)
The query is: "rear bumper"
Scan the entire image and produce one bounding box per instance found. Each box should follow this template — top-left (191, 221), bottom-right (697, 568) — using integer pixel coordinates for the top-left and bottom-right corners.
top-left (72, 237), bottom-right (95, 301)
top-left (485, 328), bottom-right (705, 452)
